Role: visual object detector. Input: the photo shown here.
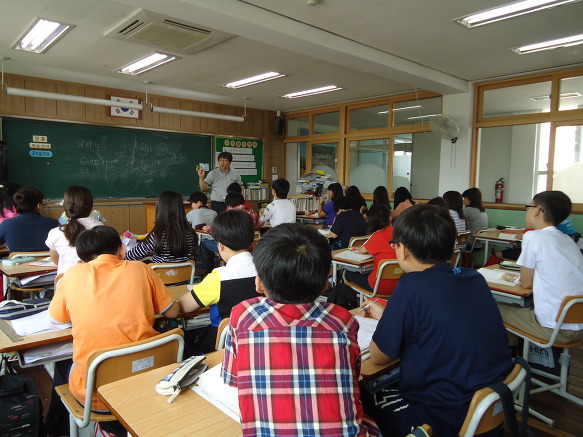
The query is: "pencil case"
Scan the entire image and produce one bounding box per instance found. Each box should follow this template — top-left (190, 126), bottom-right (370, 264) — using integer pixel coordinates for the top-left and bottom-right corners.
top-left (2, 257), bottom-right (36, 265)
top-left (0, 299), bottom-right (51, 320)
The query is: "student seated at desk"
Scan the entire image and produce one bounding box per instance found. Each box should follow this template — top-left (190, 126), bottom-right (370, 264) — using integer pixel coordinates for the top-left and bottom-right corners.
top-left (45, 185), bottom-right (103, 275)
top-left (317, 182), bottom-right (343, 228)
top-left (360, 204), bottom-right (512, 437)
top-left (390, 186), bottom-right (415, 223)
top-left (498, 191), bottom-right (583, 344)
top-left (344, 204), bottom-right (399, 296)
top-left (46, 226), bottom-right (179, 436)
top-left (186, 191), bottom-right (217, 229)
top-left (462, 187), bottom-right (488, 249)
top-left (0, 187), bottom-right (58, 253)
top-left (222, 223), bottom-right (380, 436)
top-left (125, 190), bottom-right (197, 263)
top-left (258, 178), bottom-right (296, 227)
top-left (179, 210), bottom-right (257, 353)
top-left (329, 196), bottom-right (367, 249)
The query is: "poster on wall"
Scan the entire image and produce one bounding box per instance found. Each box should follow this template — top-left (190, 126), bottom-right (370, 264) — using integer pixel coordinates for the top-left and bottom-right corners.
top-left (214, 137), bottom-right (263, 184)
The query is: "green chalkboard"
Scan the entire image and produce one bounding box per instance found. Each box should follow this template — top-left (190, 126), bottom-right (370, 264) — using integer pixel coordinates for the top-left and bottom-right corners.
top-left (3, 118), bottom-right (211, 198)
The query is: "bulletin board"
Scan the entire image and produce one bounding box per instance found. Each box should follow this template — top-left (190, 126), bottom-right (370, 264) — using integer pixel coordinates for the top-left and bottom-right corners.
top-left (214, 137), bottom-right (263, 184)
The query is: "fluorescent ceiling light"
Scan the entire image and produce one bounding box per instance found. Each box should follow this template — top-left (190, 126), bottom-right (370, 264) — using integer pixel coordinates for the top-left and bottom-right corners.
top-left (513, 33), bottom-right (583, 53)
top-left (116, 53), bottom-right (178, 75)
top-left (377, 111), bottom-right (389, 114)
top-left (393, 105), bottom-right (422, 112)
top-left (281, 86), bottom-right (342, 99)
top-left (455, 0), bottom-right (580, 28)
top-left (530, 91), bottom-right (583, 101)
top-left (13, 18), bottom-right (74, 53)
top-left (407, 113), bottom-right (440, 120)
top-left (222, 72), bottom-right (286, 89)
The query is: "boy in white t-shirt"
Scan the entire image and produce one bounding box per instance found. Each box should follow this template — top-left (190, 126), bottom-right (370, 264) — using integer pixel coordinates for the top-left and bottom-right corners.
top-left (498, 190), bottom-right (583, 344)
top-left (258, 178), bottom-right (296, 228)
top-left (186, 191), bottom-right (218, 229)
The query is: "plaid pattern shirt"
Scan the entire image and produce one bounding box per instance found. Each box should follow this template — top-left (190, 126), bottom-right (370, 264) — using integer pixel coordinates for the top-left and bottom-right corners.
top-left (222, 297), bottom-right (379, 437)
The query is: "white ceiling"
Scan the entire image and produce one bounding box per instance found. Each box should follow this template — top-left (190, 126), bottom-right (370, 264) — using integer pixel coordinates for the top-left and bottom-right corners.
top-left (1, 0), bottom-right (583, 113)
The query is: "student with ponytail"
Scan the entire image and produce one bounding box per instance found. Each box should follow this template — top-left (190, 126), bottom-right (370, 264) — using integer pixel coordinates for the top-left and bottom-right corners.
top-left (46, 185), bottom-right (102, 275)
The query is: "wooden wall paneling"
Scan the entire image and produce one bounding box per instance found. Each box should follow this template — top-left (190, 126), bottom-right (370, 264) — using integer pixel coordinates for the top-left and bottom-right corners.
top-left (41, 206), bottom-right (64, 220)
top-left (141, 96), bottom-right (159, 128)
top-left (107, 205), bottom-right (130, 234)
top-left (128, 205), bottom-right (146, 235)
top-left (0, 76), bottom-right (26, 114)
top-left (200, 103), bottom-right (219, 134)
top-left (56, 84), bottom-right (86, 119)
top-left (180, 101), bottom-right (202, 132)
top-left (25, 79), bottom-right (57, 117)
top-left (84, 87), bottom-right (111, 124)
top-left (157, 98), bottom-right (181, 131)
top-left (253, 109), bottom-right (265, 138)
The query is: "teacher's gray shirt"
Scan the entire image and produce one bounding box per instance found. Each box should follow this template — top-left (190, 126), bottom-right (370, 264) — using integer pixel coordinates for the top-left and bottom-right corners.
top-left (204, 167), bottom-right (242, 202)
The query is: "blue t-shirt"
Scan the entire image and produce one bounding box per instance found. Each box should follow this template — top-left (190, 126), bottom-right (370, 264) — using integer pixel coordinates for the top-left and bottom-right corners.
top-left (372, 263), bottom-right (512, 436)
top-left (0, 212), bottom-right (59, 253)
top-left (323, 201), bottom-right (336, 228)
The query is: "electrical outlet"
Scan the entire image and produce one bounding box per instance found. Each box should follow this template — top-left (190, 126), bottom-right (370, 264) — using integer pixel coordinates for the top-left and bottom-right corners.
top-left (272, 166), bottom-right (277, 173)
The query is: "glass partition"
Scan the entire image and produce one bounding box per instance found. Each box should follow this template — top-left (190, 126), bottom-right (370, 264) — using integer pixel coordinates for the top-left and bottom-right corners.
top-left (477, 123), bottom-right (550, 204)
top-left (311, 142), bottom-right (338, 181)
top-left (393, 133), bottom-right (440, 199)
top-left (553, 124), bottom-right (583, 203)
top-left (287, 115), bottom-right (309, 137)
top-left (559, 76), bottom-right (583, 111)
top-left (393, 96), bottom-right (442, 126)
top-left (482, 82), bottom-right (551, 118)
top-left (349, 104), bottom-right (388, 131)
top-left (348, 139), bottom-right (389, 193)
top-left (314, 111), bottom-right (340, 134)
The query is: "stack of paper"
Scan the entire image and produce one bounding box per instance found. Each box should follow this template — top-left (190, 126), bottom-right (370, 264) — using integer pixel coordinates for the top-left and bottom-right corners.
top-left (28, 257), bottom-right (57, 267)
top-left (478, 268), bottom-right (520, 286)
top-left (184, 313), bottom-right (211, 329)
top-left (354, 315), bottom-right (379, 361)
top-left (192, 364), bottom-right (240, 422)
top-left (21, 341), bottom-right (73, 364)
top-left (17, 272), bottom-right (57, 286)
top-left (498, 231), bottom-right (518, 241)
top-left (11, 310), bottom-right (72, 336)
top-left (334, 250), bottom-right (373, 262)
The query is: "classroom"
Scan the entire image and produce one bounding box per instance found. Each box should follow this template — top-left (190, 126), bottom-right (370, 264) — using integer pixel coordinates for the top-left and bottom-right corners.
top-left (1, 0), bottom-right (583, 436)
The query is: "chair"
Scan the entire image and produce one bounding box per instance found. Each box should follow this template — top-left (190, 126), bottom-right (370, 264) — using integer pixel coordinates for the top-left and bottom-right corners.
top-left (215, 317), bottom-right (230, 350)
top-left (150, 261), bottom-right (196, 285)
top-left (348, 235), bottom-right (369, 248)
top-left (449, 248), bottom-right (461, 268)
top-left (503, 295), bottom-right (583, 427)
top-left (459, 362), bottom-right (527, 437)
top-left (7, 252), bottom-right (54, 299)
top-left (456, 231), bottom-right (471, 248)
top-left (343, 259), bottom-right (404, 304)
top-left (55, 328), bottom-right (184, 437)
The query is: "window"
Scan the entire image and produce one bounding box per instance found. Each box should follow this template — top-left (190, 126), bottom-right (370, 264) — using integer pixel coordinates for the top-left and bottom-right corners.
top-left (287, 115), bottom-right (309, 137)
top-left (482, 81), bottom-right (551, 118)
top-left (393, 133), bottom-right (441, 199)
top-left (314, 111), bottom-right (340, 133)
top-left (393, 97), bottom-right (442, 126)
top-left (311, 142), bottom-right (338, 181)
top-left (348, 139), bottom-right (389, 193)
top-left (474, 68), bottom-right (583, 208)
top-left (349, 104), bottom-right (388, 131)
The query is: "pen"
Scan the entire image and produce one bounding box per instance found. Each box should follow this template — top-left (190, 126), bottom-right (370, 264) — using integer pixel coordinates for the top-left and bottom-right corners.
top-left (359, 298), bottom-right (380, 311)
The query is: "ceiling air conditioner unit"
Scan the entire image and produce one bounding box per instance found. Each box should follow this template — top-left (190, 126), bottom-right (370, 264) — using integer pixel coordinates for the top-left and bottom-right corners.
top-left (104, 9), bottom-right (234, 55)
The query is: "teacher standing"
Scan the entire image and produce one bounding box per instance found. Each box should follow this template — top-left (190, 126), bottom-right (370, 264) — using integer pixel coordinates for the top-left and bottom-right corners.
top-left (198, 151), bottom-right (242, 214)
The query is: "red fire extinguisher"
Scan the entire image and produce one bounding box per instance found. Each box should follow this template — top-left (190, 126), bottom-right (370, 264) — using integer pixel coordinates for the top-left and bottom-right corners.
top-left (495, 178), bottom-right (504, 203)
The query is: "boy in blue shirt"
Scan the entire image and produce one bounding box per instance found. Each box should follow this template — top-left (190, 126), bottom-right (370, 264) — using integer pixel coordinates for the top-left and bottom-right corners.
top-left (361, 204), bottom-right (512, 436)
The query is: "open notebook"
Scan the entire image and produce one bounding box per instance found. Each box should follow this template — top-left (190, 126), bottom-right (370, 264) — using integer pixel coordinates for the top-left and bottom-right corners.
top-left (334, 250), bottom-right (373, 262)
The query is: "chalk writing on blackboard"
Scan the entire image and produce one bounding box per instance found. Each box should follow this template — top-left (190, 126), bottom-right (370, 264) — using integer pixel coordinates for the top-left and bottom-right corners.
top-left (74, 138), bottom-right (188, 196)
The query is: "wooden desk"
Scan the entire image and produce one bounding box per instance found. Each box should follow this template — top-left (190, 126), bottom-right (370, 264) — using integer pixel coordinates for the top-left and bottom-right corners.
top-left (98, 343), bottom-right (396, 437)
top-left (195, 229), bottom-right (213, 242)
top-left (471, 228), bottom-right (525, 255)
top-left (98, 350), bottom-right (241, 437)
top-left (484, 264), bottom-right (533, 307)
top-left (0, 261), bottom-right (57, 299)
top-left (331, 249), bottom-right (374, 286)
top-left (0, 319), bottom-right (72, 354)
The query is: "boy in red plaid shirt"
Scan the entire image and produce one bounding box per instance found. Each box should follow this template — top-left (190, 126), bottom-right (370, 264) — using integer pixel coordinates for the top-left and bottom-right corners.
top-left (221, 223), bottom-right (379, 436)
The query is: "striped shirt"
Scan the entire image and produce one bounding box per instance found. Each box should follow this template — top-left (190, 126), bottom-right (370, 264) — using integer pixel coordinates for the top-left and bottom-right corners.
top-left (222, 297), bottom-right (380, 437)
top-left (125, 230), bottom-right (197, 263)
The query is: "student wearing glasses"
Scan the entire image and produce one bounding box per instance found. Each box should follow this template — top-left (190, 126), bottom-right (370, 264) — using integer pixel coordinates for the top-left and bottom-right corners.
top-left (359, 204), bottom-right (512, 437)
top-left (498, 191), bottom-right (583, 344)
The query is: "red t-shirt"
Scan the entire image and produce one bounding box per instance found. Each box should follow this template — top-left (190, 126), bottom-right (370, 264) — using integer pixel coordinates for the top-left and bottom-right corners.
top-left (364, 227), bottom-right (399, 294)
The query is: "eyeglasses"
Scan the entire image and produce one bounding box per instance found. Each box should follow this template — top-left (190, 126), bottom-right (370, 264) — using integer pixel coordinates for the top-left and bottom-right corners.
top-left (389, 240), bottom-right (400, 250)
top-left (525, 204), bottom-right (544, 212)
